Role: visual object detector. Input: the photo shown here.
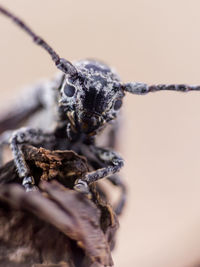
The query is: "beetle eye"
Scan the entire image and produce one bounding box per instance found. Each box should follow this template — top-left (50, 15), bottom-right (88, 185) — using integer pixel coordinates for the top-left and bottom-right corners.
top-left (64, 84), bottom-right (75, 97)
top-left (113, 99), bottom-right (122, 110)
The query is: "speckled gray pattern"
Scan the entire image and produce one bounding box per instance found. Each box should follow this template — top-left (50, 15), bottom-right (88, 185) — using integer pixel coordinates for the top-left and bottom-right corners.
top-left (124, 82), bottom-right (200, 94)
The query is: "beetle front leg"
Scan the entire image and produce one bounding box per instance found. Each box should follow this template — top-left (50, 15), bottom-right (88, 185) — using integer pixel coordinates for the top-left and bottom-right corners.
top-left (74, 146), bottom-right (124, 194)
top-left (10, 127), bottom-right (55, 191)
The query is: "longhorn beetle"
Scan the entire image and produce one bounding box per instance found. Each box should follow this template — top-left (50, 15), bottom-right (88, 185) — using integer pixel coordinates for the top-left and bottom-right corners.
top-left (0, 6), bottom-right (200, 215)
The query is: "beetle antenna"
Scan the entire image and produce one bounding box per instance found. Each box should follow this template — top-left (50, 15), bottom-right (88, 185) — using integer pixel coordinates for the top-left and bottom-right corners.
top-left (0, 5), bottom-right (77, 76)
top-left (123, 82), bottom-right (200, 94)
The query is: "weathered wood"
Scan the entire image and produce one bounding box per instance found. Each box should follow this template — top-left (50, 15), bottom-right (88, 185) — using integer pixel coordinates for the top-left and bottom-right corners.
top-left (0, 145), bottom-right (118, 267)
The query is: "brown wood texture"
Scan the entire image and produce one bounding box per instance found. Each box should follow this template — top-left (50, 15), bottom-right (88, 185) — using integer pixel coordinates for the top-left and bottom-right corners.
top-left (0, 145), bottom-right (118, 267)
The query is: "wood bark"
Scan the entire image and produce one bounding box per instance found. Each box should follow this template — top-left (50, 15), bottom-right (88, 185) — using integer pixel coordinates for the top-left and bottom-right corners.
top-left (0, 145), bottom-right (118, 267)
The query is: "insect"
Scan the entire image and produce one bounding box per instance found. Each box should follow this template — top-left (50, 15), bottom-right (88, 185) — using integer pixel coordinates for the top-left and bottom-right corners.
top-left (0, 6), bottom-right (200, 215)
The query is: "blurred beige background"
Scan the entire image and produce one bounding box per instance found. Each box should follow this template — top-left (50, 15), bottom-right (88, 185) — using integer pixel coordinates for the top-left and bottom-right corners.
top-left (1, 0), bottom-right (200, 266)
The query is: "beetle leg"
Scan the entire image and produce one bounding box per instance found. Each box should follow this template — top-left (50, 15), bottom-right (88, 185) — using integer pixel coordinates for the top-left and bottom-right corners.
top-left (74, 146), bottom-right (124, 193)
top-left (10, 127), bottom-right (55, 191)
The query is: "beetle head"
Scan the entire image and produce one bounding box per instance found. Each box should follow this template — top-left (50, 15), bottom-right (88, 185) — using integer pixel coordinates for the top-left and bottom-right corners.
top-left (59, 60), bottom-right (125, 134)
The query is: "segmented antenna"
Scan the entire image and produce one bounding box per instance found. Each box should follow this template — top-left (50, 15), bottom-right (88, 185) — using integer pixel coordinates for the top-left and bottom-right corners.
top-left (0, 5), bottom-right (77, 76)
top-left (123, 82), bottom-right (200, 94)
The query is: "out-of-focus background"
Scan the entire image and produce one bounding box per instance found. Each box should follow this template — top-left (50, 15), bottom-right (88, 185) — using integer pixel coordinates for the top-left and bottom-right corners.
top-left (1, 0), bottom-right (200, 266)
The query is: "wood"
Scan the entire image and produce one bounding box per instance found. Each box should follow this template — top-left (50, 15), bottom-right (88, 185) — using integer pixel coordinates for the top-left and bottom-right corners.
top-left (0, 145), bottom-right (118, 267)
